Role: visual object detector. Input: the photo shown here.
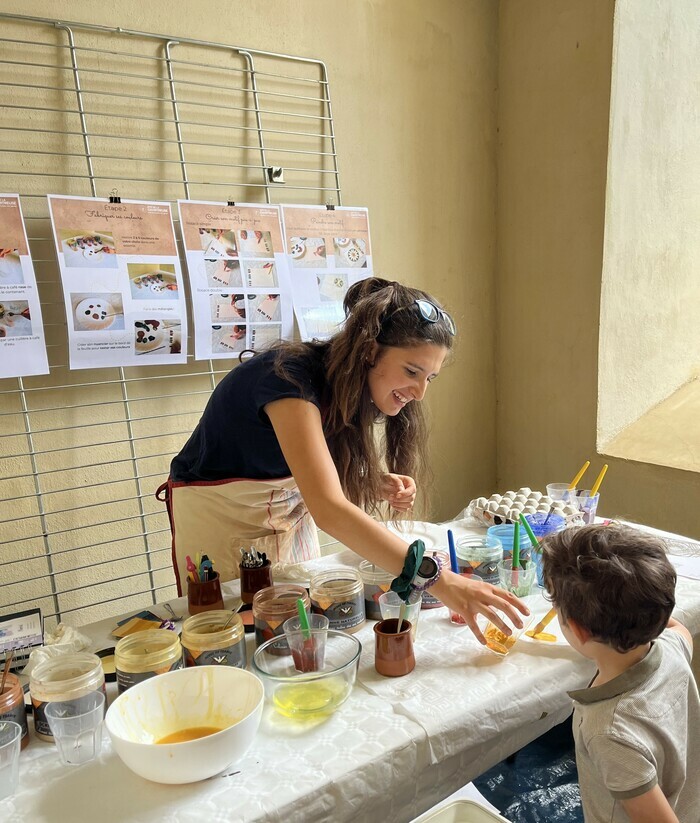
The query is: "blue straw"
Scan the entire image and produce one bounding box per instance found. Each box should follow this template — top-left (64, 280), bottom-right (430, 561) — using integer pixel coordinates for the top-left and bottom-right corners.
top-left (447, 529), bottom-right (459, 573)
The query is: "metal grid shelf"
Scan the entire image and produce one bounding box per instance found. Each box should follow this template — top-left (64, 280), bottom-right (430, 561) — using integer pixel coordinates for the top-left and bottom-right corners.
top-left (0, 12), bottom-right (342, 633)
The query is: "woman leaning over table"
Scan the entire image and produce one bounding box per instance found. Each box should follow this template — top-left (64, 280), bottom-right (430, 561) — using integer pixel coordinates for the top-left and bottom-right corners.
top-left (158, 277), bottom-right (527, 643)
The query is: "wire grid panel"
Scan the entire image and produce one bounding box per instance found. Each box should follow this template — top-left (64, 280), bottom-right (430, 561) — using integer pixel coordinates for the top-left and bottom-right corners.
top-left (0, 13), bottom-right (341, 631)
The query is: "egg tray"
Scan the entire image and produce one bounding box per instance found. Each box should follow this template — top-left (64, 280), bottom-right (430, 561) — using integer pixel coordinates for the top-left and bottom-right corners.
top-left (468, 488), bottom-right (584, 527)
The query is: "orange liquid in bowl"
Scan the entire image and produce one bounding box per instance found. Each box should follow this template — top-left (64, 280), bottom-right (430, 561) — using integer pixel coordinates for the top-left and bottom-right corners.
top-left (156, 726), bottom-right (223, 744)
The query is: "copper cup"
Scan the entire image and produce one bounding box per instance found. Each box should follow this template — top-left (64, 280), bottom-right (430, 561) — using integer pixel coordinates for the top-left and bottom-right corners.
top-left (240, 560), bottom-right (273, 605)
top-left (187, 572), bottom-right (224, 614)
top-left (373, 618), bottom-right (415, 677)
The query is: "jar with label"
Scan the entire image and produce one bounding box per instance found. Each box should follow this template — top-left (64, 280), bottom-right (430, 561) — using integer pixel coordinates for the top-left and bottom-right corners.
top-left (29, 652), bottom-right (105, 742)
top-left (421, 550), bottom-right (449, 609)
top-left (253, 584), bottom-right (310, 653)
top-left (310, 568), bottom-right (366, 633)
top-left (455, 536), bottom-right (503, 586)
top-left (181, 610), bottom-right (246, 669)
top-left (115, 629), bottom-right (183, 694)
top-left (0, 673), bottom-right (29, 749)
top-left (359, 560), bottom-right (395, 621)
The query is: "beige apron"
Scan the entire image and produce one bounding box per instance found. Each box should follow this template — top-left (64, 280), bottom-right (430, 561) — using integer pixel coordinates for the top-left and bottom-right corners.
top-left (156, 476), bottom-right (321, 596)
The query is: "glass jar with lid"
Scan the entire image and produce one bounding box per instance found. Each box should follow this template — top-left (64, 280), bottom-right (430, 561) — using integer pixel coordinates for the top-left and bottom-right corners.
top-left (309, 568), bottom-right (366, 633)
top-left (0, 672), bottom-right (29, 749)
top-left (359, 560), bottom-right (395, 621)
top-left (253, 584), bottom-right (310, 653)
top-left (29, 652), bottom-right (105, 742)
top-left (181, 610), bottom-right (246, 669)
top-left (114, 629), bottom-right (183, 694)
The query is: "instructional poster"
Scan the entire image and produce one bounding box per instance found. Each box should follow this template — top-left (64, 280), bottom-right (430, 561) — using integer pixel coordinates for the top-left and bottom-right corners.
top-left (178, 200), bottom-right (293, 359)
top-left (47, 195), bottom-right (187, 370)
top-left (0, 194), bottom-right (50, 378)
top-left (280, 205), bottom-right (373, 341)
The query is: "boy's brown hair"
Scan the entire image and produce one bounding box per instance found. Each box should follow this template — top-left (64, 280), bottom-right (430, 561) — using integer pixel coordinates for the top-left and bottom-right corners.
top-left (540, 524), bottom-right (676, 653)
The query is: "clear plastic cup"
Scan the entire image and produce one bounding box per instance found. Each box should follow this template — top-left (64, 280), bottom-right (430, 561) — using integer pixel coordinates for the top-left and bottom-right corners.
top-left (546, 483), bottom-right (578, 504)
top-left (0, 721), bottom-right (22, 800)
top-left (482, 613), bottom-right (534, 657)
top-left (45, 691), bottom-right (105, 766)
top-left (572, 490), bottom-right (600, 525)
top-left (282, 614), bottom-right (330, 673)
top-left (497, 558), bottom-right (536, 597)
top-left (378, 590), bottom-right (422, 640)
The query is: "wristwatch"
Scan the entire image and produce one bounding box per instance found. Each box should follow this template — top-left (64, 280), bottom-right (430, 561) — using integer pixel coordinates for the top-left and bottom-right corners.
top-left (410, 554), bottom-right (442, 592)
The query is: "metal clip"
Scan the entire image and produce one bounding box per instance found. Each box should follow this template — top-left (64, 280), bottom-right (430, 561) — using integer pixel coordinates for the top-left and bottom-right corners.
top-left (227, 199), bottom-right (236, 207)
top-left (108, 187), bottom-right (121, 204)
top-left (266, 166), bottom-right (285, 184)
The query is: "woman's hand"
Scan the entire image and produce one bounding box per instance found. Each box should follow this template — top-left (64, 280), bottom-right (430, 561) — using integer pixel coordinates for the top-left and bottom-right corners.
top-left (432, 570), bottom-right (530, 645)
top-left (380, 473), bottom-right (416, 512)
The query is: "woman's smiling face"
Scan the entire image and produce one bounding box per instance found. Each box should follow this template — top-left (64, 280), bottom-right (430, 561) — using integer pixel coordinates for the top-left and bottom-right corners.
top-left (366, 342), bottom-right (448, 415)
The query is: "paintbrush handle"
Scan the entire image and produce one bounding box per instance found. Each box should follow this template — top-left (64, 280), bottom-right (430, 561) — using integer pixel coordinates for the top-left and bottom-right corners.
top-left (531, 607), bottom-right (557, 635)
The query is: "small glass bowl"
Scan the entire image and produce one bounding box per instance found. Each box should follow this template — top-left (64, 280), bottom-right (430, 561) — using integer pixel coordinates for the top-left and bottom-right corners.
top-left (251, 629), bottom-right (361, 719)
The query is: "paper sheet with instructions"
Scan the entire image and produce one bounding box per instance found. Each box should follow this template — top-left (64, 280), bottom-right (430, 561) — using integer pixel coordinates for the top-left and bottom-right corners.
top-left (0, 194), bottom-right (50, 378)
top-left (47, 195), bottom-right (187, 369)
top-left (178, 200), bottom-right (293, 359)
top-left (280, 205), bottom-right (373, 341)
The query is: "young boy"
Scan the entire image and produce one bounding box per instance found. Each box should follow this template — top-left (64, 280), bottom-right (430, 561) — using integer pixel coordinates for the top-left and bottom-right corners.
top-left (540, 524), bottom-right (699, 823)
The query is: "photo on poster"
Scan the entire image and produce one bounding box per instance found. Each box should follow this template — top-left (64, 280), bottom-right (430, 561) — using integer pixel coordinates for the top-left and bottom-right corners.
top-left (127, 263), bottom-right (179, 300)
top-left (198, 228), bottom-right (237, 258)
top-left (250, 323), bottom-right (281, 350)
top-left (333, 237), bottom-right (367, 268)
top-left (317, 274), bottom-right (347, 303)
top-left (211, 323), bottom-right (246, 355)
top-left (70, 292), bottom-right (124, 331)
top-left (210, 293), bottom-right (246, 322)
top-left (59, 229), bottom-right (118, 269)
top-left (134, 318), bottom-right (182, 356)
top-left (236, 229), bottom-right (274, 258)
top-left (204, 258), bottom-right (242, 288)
top-left (0, 248), bottom-right (23, 285)
top-left (299, 303), bottom-right (344, 339)
top-left (246, 293), bottom-right (281, 323)
top-left (243, 261), bottom-right (277, 288)
top-left (0, 301), bottom-right (31, 337)
top-left (289, 236), bottom-right (326, 268)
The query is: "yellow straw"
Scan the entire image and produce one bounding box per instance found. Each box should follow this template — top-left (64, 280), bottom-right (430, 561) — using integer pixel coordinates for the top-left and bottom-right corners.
top-left (590, 464), bottom-right (608, 497)
top-left (567, 460), bottom-right (590, 490)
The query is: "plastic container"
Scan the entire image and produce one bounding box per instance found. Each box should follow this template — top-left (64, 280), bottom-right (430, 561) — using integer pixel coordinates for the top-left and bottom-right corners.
top-left (0, 674), bottom-right (29, 749)
top-left (309, 569), bottom-right (366, 633)
top-left (253, 584), bottom-right (310, 652)
top-left (29, 652), bottom-right (105, 741)
top-left (359, 560), bottom-right (394, 621)
top-left (421, 550), bottom-right (449, 609)
top-left (181, 610), bottom-right (246, 669)
top-left (454, 536), bottom-right (503, 586)
top-left (486, 525), bottom-right (532, 564)
top-left (525, 512), bottom-right (566, 587)
top-left (115, 630), bottom-right (183, 694)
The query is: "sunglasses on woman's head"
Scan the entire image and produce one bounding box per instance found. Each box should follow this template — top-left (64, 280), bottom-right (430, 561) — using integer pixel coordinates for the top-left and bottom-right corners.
top-left (413, 299), bottom-right (456, 335)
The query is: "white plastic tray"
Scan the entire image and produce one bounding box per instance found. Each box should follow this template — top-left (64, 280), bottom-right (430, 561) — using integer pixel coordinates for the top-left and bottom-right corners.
top-left (413, 799), bottom-right (511, 822)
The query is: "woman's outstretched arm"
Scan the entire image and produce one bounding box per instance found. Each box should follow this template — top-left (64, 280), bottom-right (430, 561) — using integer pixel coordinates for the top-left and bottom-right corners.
top-left (266, 397), bottom-right (528, 642)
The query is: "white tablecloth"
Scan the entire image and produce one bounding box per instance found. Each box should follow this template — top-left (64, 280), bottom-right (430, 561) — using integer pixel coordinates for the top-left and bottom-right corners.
top-left (5, 522), bottom-right (700, 823)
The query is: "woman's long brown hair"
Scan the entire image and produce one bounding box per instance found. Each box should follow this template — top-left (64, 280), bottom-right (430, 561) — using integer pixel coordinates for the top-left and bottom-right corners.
top-left (273, 278), bottom-right (454, 517)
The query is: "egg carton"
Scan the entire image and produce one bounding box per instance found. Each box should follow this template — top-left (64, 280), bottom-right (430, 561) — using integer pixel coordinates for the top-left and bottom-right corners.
top-left (469, 488), bottom-right (584, 527)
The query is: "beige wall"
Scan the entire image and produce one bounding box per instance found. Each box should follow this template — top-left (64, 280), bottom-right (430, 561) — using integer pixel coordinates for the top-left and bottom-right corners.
top-left (496, 0), bottom-right (700, 539)
top-left (599, 0), bottom-right (700, 444)
top-left (0, 0), bottom-right (499, 527)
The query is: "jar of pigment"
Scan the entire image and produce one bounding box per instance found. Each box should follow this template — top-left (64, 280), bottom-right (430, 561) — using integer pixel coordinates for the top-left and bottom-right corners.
top-left (181, 610), bottom-right (246, 669)
top-left (253, 584), bottom-right (310, 653)
top-left (421, 550), bottom-right (449, 609)
top-left (114, 629), bottom-right (183, 694)
top-left (359, 560), bottom-right (395, 621)
top-left (455, 536), bottom-right (503, 586)
top-left (309, 568), bottom-right (366, 633)
top-left (29, 652), bottom-right (105, 742)
top-left (0, 673), bottom-right (29, 749)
